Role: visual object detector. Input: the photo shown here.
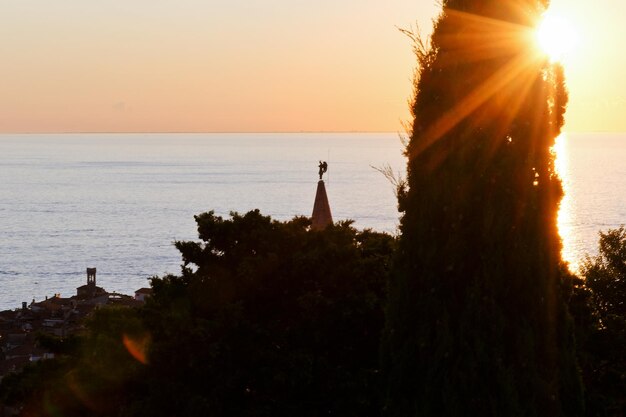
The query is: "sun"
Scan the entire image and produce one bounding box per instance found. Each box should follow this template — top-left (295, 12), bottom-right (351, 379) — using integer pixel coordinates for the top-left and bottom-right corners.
top-left (536, 12), bottom-right (578, 61)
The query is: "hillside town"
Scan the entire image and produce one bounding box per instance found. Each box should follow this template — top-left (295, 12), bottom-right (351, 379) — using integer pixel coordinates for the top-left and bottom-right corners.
top-left (0, 269), bottom-right (151, 386)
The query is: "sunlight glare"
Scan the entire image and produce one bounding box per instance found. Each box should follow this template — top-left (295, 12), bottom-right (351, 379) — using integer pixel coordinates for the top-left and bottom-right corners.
top-left (553, 134), bottom-right (577, 271)
top-left (536, 13), bottom-right (578, 61)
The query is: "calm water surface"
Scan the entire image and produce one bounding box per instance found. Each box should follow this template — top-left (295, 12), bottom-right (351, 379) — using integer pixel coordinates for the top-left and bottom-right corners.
top-left (0, 133), bottom-right (404, 309)
top-left (0, 133), bottom-right (624, 310)
top-left (557, 133), bottom-right (626, 270)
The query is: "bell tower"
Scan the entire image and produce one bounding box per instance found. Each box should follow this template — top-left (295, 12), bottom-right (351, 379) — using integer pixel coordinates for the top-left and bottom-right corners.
top-left (87, 267), bottom-right (96, 286)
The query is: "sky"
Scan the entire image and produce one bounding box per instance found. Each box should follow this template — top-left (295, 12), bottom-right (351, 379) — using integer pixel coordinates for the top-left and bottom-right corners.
top-left (0, 0), bottom-right (624, 133)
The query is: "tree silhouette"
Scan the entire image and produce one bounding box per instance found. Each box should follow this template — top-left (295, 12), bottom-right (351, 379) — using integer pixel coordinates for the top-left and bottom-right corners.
top-left (577, 227), bottom-right (626, 416)
top-left (383, 1), bottom-right (583, 415)
top-left (1, 211), bottom-right (395, 417)
top-left (142, 211), bottom-right (394, 417)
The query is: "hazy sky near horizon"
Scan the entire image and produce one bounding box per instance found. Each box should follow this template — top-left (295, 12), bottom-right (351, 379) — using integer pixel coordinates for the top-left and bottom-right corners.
top-left (0, 0), bottom-right (624, 133)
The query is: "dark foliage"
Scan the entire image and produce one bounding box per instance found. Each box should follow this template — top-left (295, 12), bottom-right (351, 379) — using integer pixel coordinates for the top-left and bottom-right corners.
top-left (582, 227), bottom-right (626, 318)
top-left (142, 211), bottom-right (394, 417)
top-left (383, 1), bottom-right (583, 415)
top-left (574, 227), bottom-right (626, 416)
top-left (1, 211), bottom-right (394, 416)
top-left (0, 307), bottom-right (145, 416)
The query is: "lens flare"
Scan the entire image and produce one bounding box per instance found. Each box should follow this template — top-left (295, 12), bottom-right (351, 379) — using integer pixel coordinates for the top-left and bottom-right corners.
top-left (123, 332), bottom-right (151, 365)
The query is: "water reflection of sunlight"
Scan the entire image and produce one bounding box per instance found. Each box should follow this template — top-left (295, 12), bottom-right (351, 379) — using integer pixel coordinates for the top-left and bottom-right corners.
top-left (554, 134), bottom-right (576, 270)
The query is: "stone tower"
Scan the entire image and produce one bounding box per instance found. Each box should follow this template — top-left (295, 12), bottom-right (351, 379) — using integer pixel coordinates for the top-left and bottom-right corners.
top-left (77, 267), bottom-right (105, 299)
top-left (87, 267), bottom-right (96, 286)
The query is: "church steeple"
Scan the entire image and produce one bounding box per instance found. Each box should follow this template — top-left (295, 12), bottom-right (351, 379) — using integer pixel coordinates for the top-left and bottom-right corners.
top-left (311, 161), bottom-right (333, 230)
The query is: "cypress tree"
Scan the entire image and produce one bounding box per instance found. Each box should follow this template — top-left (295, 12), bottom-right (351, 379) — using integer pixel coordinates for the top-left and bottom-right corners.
top-left (384, 1), bottom-right (583, 416)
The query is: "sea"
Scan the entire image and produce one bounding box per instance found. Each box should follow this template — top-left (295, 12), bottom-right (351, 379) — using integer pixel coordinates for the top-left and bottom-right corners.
top-left (0, 133), bottom-right (624, 311)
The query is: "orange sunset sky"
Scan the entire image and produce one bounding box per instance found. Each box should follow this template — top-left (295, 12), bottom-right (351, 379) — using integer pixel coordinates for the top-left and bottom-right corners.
top-left (0, 0), bottom-right (624, 133)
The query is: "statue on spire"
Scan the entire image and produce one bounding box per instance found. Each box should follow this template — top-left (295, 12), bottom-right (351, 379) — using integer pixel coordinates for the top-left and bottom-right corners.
top-left (318, 161), bottom-right (328, 180)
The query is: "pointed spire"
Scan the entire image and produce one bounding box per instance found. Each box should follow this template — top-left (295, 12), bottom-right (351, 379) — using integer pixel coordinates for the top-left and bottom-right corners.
top-left (311, 180), bottom-right (333, 230)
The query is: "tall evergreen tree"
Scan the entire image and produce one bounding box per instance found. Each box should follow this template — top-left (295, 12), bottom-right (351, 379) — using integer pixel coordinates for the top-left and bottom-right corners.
top-left (384, 1), bottom-right (583, 416)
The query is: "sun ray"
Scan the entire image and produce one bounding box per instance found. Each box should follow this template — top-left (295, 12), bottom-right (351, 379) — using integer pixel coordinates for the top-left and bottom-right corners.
top-left (407, 7), bottom-right (567, 169)
top-left (435, 8), bottom-right (538, 65)
top-left (409, 51), bottom-right (543, 163)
